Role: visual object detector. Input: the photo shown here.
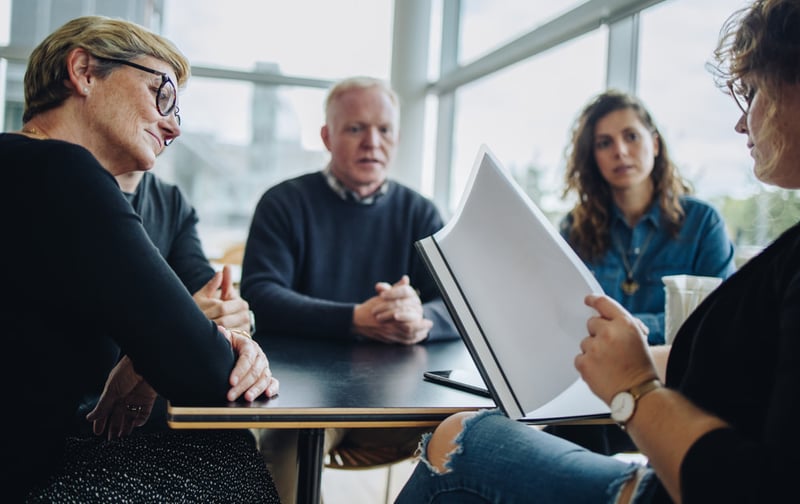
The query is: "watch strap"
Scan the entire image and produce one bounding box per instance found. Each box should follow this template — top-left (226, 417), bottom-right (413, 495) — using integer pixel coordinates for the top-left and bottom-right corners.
top-left (619, 378), bottom-right (662, 430)
top-left (629, 378), bottom-right (662, 401)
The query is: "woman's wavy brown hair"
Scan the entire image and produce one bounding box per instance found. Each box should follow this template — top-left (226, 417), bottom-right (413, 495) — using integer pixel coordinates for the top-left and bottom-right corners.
top-left (709, 0), bottom-right (800, 182)
top-left (562, 90), bottom-right (691, 262)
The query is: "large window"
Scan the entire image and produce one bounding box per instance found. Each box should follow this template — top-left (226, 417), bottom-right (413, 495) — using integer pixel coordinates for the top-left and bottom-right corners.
top-left (158, 0), bottom-right (394, 257)
top-left (157, 79), bottom-right (329, 257)
top-left (458, 0), bottom-right (589, 65)
top-left (639, 0), bottom-right (751, 198)
top-left (4, 0), bottom-right (788, 256)
top-left (0, 0), bottom-right (8, 43)
top-left (450, 28), bottom-right (606, 222)
top-left (638, 0), bottom-right (793, 249)
top-left (164, 0), bottom-right (393, 80)
top-left (1, 0), bottom-right (396, 258)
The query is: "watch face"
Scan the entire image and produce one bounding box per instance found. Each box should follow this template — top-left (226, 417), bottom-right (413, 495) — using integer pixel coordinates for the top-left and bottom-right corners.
top-left (610, 391), bottom-right (635, 423)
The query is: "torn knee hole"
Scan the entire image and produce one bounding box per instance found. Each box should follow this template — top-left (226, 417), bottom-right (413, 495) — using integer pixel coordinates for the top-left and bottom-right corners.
top-left (424, 435), bottom-right (463, 474)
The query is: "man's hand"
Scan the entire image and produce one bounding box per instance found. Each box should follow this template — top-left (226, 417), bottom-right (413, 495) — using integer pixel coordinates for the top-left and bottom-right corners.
top-left (373, 275), bottom-right (425, 322)
top-left (193, 265), bottom-right (251, 332)
top-left (86, 356), bottom-right (158, 440)
top-left (352, 275), bottom-right (433, 345)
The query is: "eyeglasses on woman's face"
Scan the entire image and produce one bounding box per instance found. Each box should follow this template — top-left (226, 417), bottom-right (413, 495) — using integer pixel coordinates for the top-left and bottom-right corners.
top-left (727, 80), bottom-right (755, 117)
top-left (95, 57), bottom-right (181, 144)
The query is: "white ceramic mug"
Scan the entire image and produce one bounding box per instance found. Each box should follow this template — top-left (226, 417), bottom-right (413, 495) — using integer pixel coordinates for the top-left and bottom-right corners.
top-left (662, 274), bottom-right (723, 344)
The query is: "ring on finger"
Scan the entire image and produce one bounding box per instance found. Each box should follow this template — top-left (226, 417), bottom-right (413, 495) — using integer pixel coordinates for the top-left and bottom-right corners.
top-left (126, 404), bottom-right (144, 414)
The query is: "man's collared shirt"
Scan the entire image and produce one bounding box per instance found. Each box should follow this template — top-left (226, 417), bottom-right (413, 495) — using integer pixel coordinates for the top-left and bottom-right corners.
top-left (323, 167), bottom-right (389, 205)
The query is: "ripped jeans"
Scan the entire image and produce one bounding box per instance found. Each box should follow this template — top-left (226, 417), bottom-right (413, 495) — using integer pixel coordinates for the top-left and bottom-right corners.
top-left (395, 409), bottom-right (659, 504)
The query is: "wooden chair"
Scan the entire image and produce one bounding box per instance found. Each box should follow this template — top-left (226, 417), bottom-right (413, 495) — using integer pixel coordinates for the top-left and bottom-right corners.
top-left (217, 242), bottom-right (245, 266)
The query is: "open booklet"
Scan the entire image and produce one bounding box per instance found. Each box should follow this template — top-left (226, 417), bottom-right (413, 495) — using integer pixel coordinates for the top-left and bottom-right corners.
top-left (417, 145), bottom-right (610, 423)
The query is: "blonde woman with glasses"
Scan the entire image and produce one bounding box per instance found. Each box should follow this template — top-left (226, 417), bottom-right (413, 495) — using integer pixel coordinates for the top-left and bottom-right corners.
top-left (5, 16), bottom-right (279, 502)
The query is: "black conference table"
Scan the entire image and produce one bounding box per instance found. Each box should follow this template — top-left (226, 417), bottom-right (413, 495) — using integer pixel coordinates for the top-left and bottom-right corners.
top-left (167, 335), bottom-right (495, 504)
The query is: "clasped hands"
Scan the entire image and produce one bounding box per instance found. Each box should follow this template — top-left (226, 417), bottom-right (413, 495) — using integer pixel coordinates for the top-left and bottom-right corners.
top-left (87, 329), bottom-right (279, 439)
top-left (193, 265), bottom-right (278, 399)
top-left (194, 266), bottom-right (278, 399)
top-left (353, 274), bottom-right (433, 345)
top-left (193, 264), bottom-right (251, 332)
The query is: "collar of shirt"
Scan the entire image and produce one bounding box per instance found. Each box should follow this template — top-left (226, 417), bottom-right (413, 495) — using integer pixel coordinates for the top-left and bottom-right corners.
top-left (581, 196), bottom-right (736, 345)
top-left (610, 201), bottom-right (662, 233)
top-left (322, 167), bottom-right (389, 205)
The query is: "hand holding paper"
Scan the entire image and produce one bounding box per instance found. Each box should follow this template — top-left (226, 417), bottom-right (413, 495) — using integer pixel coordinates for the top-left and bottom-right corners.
top-left (416, 145), bottom-right (609, 421)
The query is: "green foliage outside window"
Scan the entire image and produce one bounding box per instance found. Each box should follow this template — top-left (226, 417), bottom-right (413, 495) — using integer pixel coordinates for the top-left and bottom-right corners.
top-left (515, 160), bottom-right (800, 255)
top-left (714, 190), bottom-right (800, 248)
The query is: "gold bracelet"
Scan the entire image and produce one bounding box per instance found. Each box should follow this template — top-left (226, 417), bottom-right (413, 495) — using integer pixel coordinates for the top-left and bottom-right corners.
top-left (229, 328), bottom-right (252, 340)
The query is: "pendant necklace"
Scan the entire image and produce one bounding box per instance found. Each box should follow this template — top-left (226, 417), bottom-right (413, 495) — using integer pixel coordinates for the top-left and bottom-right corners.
top-left (613, 226), bottom-right (656, 296)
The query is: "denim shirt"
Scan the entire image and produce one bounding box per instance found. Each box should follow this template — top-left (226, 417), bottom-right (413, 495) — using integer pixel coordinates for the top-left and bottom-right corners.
top-left (561, 196), bottom-right (736, 344)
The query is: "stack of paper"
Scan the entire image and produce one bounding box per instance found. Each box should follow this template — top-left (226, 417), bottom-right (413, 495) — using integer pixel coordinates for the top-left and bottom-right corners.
top-left (416, 145), bottom-right (609, 422)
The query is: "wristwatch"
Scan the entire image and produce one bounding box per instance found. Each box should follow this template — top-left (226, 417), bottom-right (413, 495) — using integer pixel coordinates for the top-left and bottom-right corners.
top-left (609, 378), bottom-right (662, 430)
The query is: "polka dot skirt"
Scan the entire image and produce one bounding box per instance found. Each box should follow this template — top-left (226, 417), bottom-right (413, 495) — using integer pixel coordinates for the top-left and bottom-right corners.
top-left (27, 430), bottom-right (281, 503)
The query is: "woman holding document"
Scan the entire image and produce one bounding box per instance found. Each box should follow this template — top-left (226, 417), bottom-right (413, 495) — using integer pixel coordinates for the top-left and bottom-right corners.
top-left (397, 0), bottom-right (800, 502)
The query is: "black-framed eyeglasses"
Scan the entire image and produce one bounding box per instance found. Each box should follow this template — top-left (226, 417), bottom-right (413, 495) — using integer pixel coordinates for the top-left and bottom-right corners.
top-left (727, 80), bottom-right (754, 116)
top-left (95, 57), bottom-right (181, 140)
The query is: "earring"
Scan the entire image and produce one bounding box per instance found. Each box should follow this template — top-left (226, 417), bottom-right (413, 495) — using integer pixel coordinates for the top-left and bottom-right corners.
top-left (83, 87), bottom-right (89, 94)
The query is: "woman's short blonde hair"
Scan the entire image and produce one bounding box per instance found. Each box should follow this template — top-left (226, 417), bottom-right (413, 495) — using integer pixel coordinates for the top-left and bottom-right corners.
top-left (23, 15), bottom-right (190, 122)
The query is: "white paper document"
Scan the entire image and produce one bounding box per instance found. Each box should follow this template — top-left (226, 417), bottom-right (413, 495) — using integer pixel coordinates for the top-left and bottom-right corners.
top-left (417, 145), bottom-right (609, 422)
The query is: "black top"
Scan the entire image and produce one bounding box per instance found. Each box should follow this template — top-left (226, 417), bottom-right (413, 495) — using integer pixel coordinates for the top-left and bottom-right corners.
top-left (1, 134), bottom-right (236, 499)
top-left (653, 220), bottom-right (800, 502)
top-left (241, 171), bottom-right (458, 341)
top-left (65, 172), bottom-right (218, 433)
top-left (124, 171), bottom-right (215, 295)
